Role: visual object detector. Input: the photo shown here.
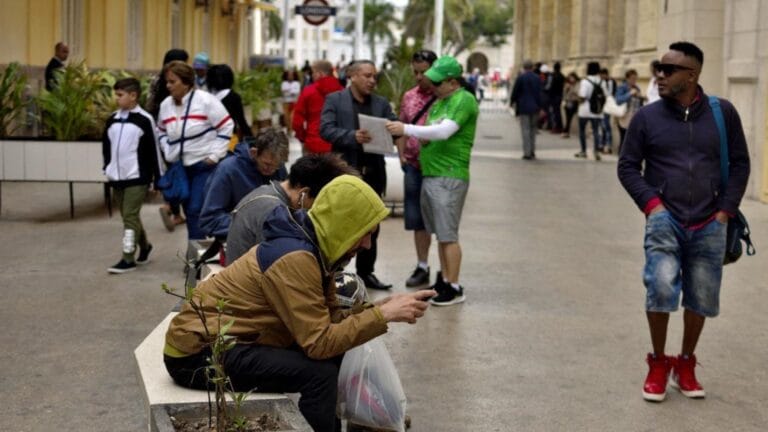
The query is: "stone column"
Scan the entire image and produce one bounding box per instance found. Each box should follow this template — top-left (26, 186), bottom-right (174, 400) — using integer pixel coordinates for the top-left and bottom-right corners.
top-left (553, 0), bottom-right (573, 61)
top-left (583, 0), bottom-right (609, 58)
top-left (537, 0), bottom-right (554, 62)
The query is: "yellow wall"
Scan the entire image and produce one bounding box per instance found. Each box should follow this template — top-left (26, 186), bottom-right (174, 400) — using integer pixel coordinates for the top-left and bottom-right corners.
top-left (0, 0), bottom-right (250, 71)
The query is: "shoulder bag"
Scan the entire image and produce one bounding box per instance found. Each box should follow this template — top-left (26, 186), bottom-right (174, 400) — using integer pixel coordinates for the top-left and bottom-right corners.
top-left (157, 91), bottom-right (195, 203)
top-left (709, 95), bottom-right (756, 264)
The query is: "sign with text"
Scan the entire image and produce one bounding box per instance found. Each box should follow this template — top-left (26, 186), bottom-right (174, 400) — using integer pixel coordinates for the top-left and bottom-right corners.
top-left (295, 0), bottom-right (336, 26)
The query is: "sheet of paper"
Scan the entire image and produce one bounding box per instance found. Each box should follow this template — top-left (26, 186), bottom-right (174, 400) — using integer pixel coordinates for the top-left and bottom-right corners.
top-left (358, 114), bottom-right (395, 155)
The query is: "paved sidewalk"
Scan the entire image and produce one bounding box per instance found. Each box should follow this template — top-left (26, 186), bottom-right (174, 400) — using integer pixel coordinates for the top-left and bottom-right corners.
top-left (1, 110), bottom-right (767, 431)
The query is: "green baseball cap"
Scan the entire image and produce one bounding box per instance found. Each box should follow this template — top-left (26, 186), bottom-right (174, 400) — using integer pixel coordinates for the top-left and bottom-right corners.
top-left (424, 56), bottom-right (463, 83)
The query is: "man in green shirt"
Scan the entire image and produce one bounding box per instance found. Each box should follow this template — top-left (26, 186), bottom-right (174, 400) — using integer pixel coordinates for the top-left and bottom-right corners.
top-left (387, 56), bottom-right (479, 306)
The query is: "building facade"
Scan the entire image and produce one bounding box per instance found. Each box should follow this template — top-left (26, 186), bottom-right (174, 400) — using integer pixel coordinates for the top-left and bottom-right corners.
top-left (514, 0), bottom-right (768, 202)
top-left (0, 0), bottom-right (257, 79)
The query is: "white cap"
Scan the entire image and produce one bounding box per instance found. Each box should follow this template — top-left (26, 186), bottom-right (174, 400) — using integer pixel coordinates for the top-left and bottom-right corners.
top-left (540, 64), bottom-right (550, 73)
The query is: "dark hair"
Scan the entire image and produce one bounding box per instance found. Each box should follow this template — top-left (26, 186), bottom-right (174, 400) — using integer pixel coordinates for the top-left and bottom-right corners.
top-left (246, 127), bottom-right (289, 162)
top-left (669, 41), bottom-right (704, 65)
top-left (114, 77), bottom-right (141, 95)
top-left (412, 50), bottom-right (438, 65)
top-left (162, 49), bottom-right (189, 66)
top-left (163, 60), bottom-right (195, 87)
top-left (567, 72), bottom-right (580, 81)
top-left (554, 62), bottom-right (561, 72)
top-left (586, 62), bottom-right (601, 75)
top-left (599, 68), bottom-right (609, 75)
top-left (347, 60), bottom-right (376, 75)
top-left (206, 64), bottom-right (234, 92)
top-left (289, 153), bottom-right (359, 198)
top-left (624, 69), bottom-right (638, 79)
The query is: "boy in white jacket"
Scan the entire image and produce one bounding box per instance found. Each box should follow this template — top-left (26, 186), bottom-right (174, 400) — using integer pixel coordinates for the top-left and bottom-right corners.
top-left (102, 78), bottom-right (162, 274)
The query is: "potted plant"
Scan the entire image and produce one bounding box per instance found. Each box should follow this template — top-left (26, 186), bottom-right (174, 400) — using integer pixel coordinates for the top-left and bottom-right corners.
top-left (235, 67), bottom-right (282, 131)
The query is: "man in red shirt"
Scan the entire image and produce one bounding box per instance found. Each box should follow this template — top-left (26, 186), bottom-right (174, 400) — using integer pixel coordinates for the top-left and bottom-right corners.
top-left (293, 60), bottom-right (344, 154)
top-left (396, 50), bottom-right (438, 288)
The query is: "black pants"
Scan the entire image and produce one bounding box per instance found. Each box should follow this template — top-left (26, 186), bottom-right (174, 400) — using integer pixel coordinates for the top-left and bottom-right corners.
top-left (165, 345), bottom-right (343, 432)
top-left (356, 155), bottom-right (386, 277)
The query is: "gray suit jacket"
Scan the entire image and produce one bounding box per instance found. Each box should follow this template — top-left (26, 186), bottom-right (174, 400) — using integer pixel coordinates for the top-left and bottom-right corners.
top-left (320, 88), bottom-right (397, 169)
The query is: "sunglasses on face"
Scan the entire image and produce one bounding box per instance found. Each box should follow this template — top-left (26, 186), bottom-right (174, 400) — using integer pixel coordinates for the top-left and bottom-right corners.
top-left (412, 50), bottom-right (437, 64)
top-left (654, 63), bottom-right (694, 76)
top-left (430, 79), bottom-right (444, 87)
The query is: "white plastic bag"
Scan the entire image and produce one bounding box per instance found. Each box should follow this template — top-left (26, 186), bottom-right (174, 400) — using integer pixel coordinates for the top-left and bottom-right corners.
top-left (337, 338), bottom-right (407, 432)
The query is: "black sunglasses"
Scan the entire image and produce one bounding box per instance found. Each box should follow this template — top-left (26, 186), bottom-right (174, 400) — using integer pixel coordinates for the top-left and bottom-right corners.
top-left (430, 79), bottom-right (444, 87)
top-left (413, 50), bottom-right (438, 64)
top-left (654, 63), bottom-right (694, 76)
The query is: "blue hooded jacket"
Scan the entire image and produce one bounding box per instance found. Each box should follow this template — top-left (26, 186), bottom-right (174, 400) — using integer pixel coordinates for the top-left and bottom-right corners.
top-left (199, 142), bottom-right (287, 238)
top-left (618, 87), bottom-right (750, 226)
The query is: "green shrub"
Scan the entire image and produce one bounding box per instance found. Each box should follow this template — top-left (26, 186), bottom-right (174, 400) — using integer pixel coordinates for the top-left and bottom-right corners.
top-left (0, 62), bottom-right (30, 138)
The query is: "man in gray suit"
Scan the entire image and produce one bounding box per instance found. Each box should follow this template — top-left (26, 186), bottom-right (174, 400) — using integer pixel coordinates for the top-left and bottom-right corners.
top-left (320, 60), bottom-right (397, 290)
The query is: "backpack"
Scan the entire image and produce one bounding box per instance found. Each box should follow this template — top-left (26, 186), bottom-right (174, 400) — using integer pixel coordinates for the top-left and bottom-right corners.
top-left (588, 79), bottom-right (606, 114)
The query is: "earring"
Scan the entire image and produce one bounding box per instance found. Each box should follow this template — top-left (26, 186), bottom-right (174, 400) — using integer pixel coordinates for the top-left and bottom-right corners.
top-left (299, 192), bottom-right (306, 209)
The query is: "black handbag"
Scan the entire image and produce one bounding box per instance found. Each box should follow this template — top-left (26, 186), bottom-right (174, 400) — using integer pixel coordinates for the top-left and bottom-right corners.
top-left (710, 96), bottom-right (756, 265)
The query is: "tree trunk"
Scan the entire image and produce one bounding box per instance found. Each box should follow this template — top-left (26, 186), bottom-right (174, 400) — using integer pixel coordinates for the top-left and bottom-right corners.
top-left (369, 34), bottom-right (377, 65)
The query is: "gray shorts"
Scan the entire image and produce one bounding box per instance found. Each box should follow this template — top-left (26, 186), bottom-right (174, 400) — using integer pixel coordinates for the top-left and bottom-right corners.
top-left (421, 176), bottom-right (469, 242)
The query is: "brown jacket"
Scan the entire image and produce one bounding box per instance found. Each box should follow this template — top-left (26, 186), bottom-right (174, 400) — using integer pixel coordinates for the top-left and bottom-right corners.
top-left (165, 205), bottom-right (389, 360)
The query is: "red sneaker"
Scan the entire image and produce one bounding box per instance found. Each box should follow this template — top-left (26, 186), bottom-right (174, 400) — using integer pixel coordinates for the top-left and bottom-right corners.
top-left (643, 353), bottom-right (673, 402)
top-left (671, 354), bottom-right (706, 398)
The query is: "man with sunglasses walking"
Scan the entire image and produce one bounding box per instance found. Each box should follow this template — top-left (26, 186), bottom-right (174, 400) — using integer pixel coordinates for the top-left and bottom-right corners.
top-left (618, 41), bottom-right (750, 402)
top-left (386, 56), bottom-right (479, 306)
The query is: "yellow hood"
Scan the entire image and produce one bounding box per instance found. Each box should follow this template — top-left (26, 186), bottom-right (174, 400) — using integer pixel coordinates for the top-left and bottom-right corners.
top-left (308, 175), bottom-right (390, 265)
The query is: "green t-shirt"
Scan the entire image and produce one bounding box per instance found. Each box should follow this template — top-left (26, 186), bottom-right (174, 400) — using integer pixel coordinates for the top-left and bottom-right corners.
top-left (419, 88), bottom-right (479, 181)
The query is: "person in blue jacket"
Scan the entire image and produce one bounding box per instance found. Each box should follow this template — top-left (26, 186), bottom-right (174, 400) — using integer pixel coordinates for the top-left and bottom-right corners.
top-left (509, 60), bottom-right (542, 160)
top-left (618, 41), bottom-right (750, 403)
top-left (199, 127), bottom-right (288, 240)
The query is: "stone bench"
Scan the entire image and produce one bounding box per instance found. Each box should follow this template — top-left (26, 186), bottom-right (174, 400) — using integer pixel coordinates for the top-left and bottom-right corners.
top-left (134, 313), bottom-right (308, 431)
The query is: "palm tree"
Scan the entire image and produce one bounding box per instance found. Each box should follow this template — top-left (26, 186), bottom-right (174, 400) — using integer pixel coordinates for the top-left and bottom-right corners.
top-left (403, 0), bottom-right (474, 55)
top-left (345, 0), bottom-right (399, 64)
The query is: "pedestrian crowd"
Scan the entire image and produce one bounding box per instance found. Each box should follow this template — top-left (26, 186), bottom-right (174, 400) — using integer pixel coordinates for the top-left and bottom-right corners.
top-left (78, 40), bottom-right (480, 431)
top-left (509, 58), bottom-right (661, 160)
top-left (52, 36), bottom-right (751, 429)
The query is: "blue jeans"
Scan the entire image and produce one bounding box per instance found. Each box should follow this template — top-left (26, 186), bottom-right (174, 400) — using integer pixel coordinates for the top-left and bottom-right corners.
top-left (183, 161), bottom-right (216, 240)
top-left (601, 114), bottom-right (613, 149)
top-left (403, 164), bottom-right (425, 231)
top-left (578, 117), bottom-right (601, 154)
top-left (643, 210), bottom-right (727, 317)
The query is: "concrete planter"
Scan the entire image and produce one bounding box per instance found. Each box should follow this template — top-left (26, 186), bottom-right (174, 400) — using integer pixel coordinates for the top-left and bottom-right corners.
top-left (150, 399), bottom-right (312, 432)
top-left (0, 139), bottom-right (104, 182)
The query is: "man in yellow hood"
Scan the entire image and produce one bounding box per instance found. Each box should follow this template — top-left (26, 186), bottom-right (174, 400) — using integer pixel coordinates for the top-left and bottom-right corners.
top-left (164, 175), bottom-right (435, 432)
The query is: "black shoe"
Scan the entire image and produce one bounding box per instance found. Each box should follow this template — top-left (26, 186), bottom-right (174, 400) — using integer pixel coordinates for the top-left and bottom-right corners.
top-left (108, 259), bottom-right (136, 274)
top-left (360, 273), bottom-right (392, 290)
top-left (405, 266), bottom-right (430, 288)
top-left (430, 284), bottom-right (466, 306)
top-left (136, 244), bottom-right (153, 265)
top-left (574, 151), bottom-right (587, 159)
top-left (429, 271), bottom-right (447, 293)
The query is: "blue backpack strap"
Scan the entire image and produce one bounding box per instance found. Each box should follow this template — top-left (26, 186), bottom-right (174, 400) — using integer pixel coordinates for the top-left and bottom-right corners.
top-left (708, 95), bottom-right (728, 191)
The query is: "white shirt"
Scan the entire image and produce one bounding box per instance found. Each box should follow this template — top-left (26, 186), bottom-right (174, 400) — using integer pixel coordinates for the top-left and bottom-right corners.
top-left (281, 80), bottom-right (301, 103)
top-left (646, 78), bottom-right (660, 104)
top-left (578, 75), bottom-right (605, 119)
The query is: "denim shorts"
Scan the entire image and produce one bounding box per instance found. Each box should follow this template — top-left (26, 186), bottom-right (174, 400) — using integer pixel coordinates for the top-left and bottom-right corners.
top-left (403, 164), bottom-right (425, 231)
top-left (421, 176), bottom-right (469, 242)
top-left (643, 210), bottom-right (727, 317)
